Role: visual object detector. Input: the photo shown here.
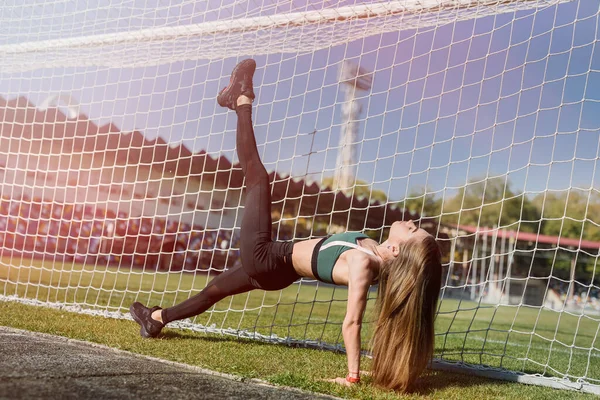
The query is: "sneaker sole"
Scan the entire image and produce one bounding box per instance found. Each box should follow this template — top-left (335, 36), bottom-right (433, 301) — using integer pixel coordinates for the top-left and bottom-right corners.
top-left (218, 59), bottom-right (256, 107)
top-left (129, 303), bottom-right (151, 338)
top-left (227, 58), bottom-right (256, 90)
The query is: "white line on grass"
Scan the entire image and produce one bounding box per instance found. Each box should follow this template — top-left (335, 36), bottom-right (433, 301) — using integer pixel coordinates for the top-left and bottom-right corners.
top-left (464, 335), bottom-right (600, 358)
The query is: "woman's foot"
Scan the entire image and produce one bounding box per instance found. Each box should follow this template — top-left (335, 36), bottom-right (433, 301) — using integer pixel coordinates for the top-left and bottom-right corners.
top-left (217, 59), bottom-right (256, 110)
top-left (130, 302), bottom-right (164, 338)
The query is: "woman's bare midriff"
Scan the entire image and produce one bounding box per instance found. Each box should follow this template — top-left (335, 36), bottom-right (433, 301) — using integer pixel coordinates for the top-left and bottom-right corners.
top-left (291, 238), bottom-right (322, 279)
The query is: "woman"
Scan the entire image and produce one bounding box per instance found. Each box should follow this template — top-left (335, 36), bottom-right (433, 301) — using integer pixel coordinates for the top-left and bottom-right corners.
top-left (130, 59), bottom-right (442, 392)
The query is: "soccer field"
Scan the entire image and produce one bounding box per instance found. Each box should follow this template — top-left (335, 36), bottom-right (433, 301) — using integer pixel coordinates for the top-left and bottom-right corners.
top-left (1, 256), bottom-right (599, 391)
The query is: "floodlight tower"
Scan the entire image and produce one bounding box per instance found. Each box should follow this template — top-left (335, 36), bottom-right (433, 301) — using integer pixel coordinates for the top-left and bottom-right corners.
top-left (334, 61), bottom-right (372, 193)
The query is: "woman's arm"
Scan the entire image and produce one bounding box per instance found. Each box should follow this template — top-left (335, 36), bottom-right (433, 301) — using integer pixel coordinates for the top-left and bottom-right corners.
top-left (337, 251), bottom-right (376, 384)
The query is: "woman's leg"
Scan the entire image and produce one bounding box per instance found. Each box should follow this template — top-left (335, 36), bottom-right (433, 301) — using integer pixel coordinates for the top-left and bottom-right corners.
top-left (160, 263), bottom-right (255, 324)
top-left (130, 262), bottom-right (259, 338)
top-left (153, 101), bottom-right (269, 325)
top-left (235, 103), bottom-right (273, 271)
top-left (235, 102), bottom-right (298, 289)
top-left (216, 59), bottom-right (273, 277)
top-left (163, 100), bottom-right (294, 325)
top-left (130, 59), bottom-right (294, 338)
top-left (232, 69), bottom-right (297, 288)
top-left (132, 102), bottom-right (273, 334)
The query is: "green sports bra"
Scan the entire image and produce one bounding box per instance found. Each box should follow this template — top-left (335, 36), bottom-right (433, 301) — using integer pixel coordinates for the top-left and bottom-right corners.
top-left (310, 232), bottom-right (375, 284)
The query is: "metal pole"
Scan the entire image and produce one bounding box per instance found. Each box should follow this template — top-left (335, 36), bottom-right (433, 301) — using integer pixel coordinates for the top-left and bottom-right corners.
top-left (335, 84), bottom-right (358, 192)
top-left (471, 236), bottom-right (478, 301)
top-left (462, 247), bottom-right (469, 286)
top-left (506, 235), bottom-right (516, 305)
top-left (480, 230), bottom-right (488, 299)
top-left (334, 61), bottom-right (372, 194)
top-left (488, 226), bottom-right (499, 302)
top-left (568, 254), bottom-right (576, 304)
top-left (498, 230), bottom-right (506, 298)
top-left (449, 236), bottom-right (456, 282)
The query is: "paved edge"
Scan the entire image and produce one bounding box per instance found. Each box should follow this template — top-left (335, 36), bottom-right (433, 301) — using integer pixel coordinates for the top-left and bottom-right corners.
top-left (0, 326), bottom-right (340, 400)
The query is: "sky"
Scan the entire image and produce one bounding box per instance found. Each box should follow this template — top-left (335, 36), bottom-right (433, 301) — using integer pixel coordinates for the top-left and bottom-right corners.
top-left (0, 0), bottom-right (598, 204)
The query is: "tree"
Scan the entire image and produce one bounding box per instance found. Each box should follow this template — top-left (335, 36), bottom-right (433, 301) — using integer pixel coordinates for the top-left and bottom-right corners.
top-left (442, 177), bottom-right (540, 232)
top-left (403, 188), bottom-right (443, 222)
top-left (321, 177), bottom-right (388, 203)
top-left (532, 189), bottom-right (600, 242)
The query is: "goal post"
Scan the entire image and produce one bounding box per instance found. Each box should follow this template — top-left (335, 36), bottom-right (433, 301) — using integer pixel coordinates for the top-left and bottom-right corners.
top-left (0, 0), bottom-right (572, 72)
top-left (0, 0), bottom-right (599, 394)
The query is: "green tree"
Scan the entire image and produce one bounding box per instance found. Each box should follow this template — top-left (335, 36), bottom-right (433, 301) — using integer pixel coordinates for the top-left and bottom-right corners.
top-left (321, 177), bottom-right (388, 203)
top-left (403, 188), bottom-right (443, 221)
top-left (442, 177), bottom-right (540, 232)
top-left (532, 190), bottom-right (600, 242)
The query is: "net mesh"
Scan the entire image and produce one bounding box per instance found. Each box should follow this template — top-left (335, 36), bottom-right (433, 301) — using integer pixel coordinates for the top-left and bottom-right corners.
top-left (0, 0), bottom-right (599, 394)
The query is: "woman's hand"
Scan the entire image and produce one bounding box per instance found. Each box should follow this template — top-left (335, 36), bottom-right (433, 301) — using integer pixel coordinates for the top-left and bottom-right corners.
top-left (324, 370), bottom-right (369, 386)
top-left (325, 377), bottom-right (354, 387)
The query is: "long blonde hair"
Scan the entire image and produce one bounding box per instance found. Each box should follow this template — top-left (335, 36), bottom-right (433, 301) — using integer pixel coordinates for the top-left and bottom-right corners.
top-left (371, 235), bottom-right (442, 392)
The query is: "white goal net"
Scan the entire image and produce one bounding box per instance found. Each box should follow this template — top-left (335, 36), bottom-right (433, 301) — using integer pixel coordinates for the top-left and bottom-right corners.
top-left (0, 0), bottom-right (599, 394)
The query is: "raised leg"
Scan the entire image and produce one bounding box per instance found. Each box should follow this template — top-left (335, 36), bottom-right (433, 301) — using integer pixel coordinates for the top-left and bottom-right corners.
top-left (161, 263), bottom-right (256, 324)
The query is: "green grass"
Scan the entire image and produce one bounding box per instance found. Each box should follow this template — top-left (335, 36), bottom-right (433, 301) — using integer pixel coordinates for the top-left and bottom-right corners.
top-left (1, 255), bottom-right (599, 399)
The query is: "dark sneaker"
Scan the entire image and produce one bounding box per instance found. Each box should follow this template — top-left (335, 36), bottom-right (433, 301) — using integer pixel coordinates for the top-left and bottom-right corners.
top-left (217, 58), bottom-right (256, 110)
top-left (130, 302), bottom-right (164, 338)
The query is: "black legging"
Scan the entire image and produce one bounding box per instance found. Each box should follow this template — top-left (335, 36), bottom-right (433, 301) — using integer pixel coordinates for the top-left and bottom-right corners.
top-left (162, 104), bottom-right (298, 324)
